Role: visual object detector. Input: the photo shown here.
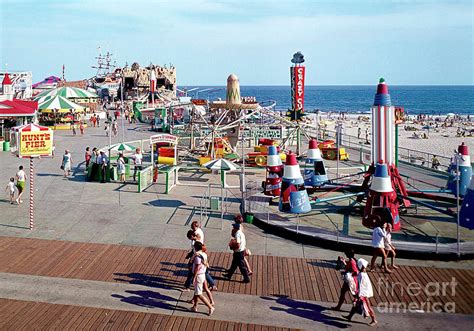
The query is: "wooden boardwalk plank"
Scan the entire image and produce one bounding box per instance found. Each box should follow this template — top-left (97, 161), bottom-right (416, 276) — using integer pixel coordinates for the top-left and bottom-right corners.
top-left (0, 237), bottom-right (472, 314)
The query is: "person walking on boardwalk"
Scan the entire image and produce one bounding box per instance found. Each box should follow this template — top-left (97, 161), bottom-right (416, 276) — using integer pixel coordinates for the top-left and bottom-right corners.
top-left (223, 223), bottom-right (251, 283)
top-left (383, 223), bottom-right (398, 270)
top-left (191, 221), bottom-right (204, 243)
top-left (79, 122), bottom-right (85, 135)
top-left (369, 222), bottom-right (391, 273)
top-left (71, 123), bottom-right (76, 136)
top-left (132, 148), bottom-right (143, 182)
top-left (187, 222), bottom-right (216, 291)
top-left (332, 249), bottom-right (358, 311)
top-left (5, 177), bottom-right (16, 205)
top-left (15, 165), bottom-right (27, 204)
top-left (234, 215), bottom-right (253, 275)
top-left (117, 153), bottom-right (126, 183)
top-left (190, 241), bottom-right (215, 316)
top-left (85, 147), bottom-right (92, 170)
top-left (61, 150), bottom-right (72, 177)
top-left (98, 151), bottom-right (108, 183)
top-left (344, 258), bottom-right (377, 326)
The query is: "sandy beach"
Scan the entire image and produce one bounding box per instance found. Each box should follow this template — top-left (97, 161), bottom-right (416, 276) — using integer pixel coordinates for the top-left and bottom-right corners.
top-left (309, 113), bottom-right (473, 158)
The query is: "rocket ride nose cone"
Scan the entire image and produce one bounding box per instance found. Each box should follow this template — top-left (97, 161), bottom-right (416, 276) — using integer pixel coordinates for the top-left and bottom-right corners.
top-left (374, 78), bottom-right (391, 106)
top-left (283, 153), bottom-right (302, 179)
top-left (309, 139), bottom-right (318, 150)
top-left (458, 142), bottom-right (469, 156)
top-left (227, 74), bottom-right (239, 82)
top-left (268, 145), bottom-right (278, 156)
top-left (286, 153), bottom-right (298, 166)
top-left (374, 162), bottom-right (389, 178)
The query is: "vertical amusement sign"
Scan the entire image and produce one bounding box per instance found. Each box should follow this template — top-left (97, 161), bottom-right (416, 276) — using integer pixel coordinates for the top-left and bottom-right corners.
top-left (290, 66), bottom-right (305, 120)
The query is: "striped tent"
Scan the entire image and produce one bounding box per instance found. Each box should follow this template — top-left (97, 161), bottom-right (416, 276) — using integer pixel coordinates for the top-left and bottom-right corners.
top-left (35, 87), bottom-right (98, 102)
top-left (38, 95), bottom-right (84, 113)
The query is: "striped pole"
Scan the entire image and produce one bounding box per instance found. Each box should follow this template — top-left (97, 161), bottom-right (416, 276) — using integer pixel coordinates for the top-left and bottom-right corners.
top-left (29, 157), bottom-right (34, 230)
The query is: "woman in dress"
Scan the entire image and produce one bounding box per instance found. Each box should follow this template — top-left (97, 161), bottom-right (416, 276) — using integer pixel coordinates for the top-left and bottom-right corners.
top-left (62, 150), bottom-right (72, 177)
top-left (117, 153), bottom-right (126, 183)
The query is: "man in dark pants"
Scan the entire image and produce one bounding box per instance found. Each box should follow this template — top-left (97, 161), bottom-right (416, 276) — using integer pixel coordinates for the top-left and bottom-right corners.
top-left (223, 223), bottom-right (250, 283)
top-left (98, 151), bottom-right (108, 183)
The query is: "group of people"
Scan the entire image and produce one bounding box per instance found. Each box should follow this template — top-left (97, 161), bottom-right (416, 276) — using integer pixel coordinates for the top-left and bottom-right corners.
top-left (5, 165), bottom-right (27, 205)
top-left (183, 215), bottom-right (253, 315)
top-left (331, 221), bottom-right (398, 326)
top-left (84, 147), bottom-right (109, 183)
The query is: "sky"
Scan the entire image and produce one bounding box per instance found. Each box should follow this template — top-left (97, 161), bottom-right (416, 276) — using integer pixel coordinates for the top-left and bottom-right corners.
top-left (0, 0), bottom-right (472, 85)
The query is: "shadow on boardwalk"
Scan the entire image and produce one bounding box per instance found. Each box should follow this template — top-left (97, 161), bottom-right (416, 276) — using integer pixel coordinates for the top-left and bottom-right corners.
top-left (261, 295), bottom-right (354, 329)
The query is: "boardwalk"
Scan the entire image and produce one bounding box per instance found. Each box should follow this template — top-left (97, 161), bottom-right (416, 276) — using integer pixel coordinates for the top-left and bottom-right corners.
top-left (0, 236), bottom-right (473, 317)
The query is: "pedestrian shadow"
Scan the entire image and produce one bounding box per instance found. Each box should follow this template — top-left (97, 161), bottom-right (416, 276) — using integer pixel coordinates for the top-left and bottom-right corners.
top-left (260, 295), bottom-right (352, 328)
top-left (306, 260), bottom-right (337, 269)
top-left (36, 173), bottom-right (63, 177)
top-left (114, 272), bottom-right (183, 291)
top-left (160, 261), bottom-right (226, 279)
top-left (111, 290), bottom-right (189, 312)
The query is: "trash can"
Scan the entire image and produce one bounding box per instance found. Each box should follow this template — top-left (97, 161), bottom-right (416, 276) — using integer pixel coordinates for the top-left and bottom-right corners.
top-left (245, 213), bottom-right (254, 224)
top-left (110, 166), bottom-right (117, 181)
top-left (209, 196), bottom-right (221, 210)
top-left (3, 141), bottom-right (10, 152)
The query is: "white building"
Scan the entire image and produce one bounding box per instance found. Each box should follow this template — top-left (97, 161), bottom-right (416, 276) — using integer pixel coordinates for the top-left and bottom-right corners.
top-left (0, 71), bottom-right (33, 99)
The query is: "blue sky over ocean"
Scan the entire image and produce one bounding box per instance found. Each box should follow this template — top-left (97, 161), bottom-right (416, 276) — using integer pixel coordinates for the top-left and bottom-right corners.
top-left (0, 0), bottom-right (472, 85)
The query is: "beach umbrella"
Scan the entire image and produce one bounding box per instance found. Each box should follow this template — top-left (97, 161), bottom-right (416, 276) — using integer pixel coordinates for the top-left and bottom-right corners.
top-left (38, 95), bottom-right (84, 111)
top-left (203, 158), bottom-right (238, 171)
top-left (108, 143), bottom-right (136, 152)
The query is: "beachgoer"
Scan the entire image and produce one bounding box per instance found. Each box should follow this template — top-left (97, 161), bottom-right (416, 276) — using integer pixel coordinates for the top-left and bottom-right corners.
top-left (71, 123), bottom-right (76, 136)
top-left (184, 230), bottom-right (197, 291)
top-left (190, 241), bottom-right (215, 316)
top-left (431, 155), bottom-right (440, 170)
top-left (5, 177), bottom-right (16, 204)
top-left (132, 148), bottom-right (143, 182)
top-left (112, 120), bottom-right (118, 136)
top-left (344, 258), bottom-right (377, 326)
top-left (117, 153), bottom-right (126, 183)
top-left (234, 215), bottom-right (253, 275)
top-left (61, 150), bottom-right (72, 177)
top-left (15, 165), bottom-right (27, 204)
top-left (332, 249), bottom-right (359, 311)
top-left (98, 151), bottom-right (108, 183)
top-left (223, 223), bottom-right (251, 283)
top-left (97, 115), bottom-right (100, 127)
top-left (52, 143), bottom-right (55, 158)
top-left (80, 122), bottom-right (85, 135)
top-left (85, 147), bottom-right (92, 170)
top-left (369, 223), bottom-right (391, 273)
top-left (104, 123), bottom-right (109, 136)
top-left (383, 223), bottom-right (398, 269)
top-left (357, 127), bottom-right (361, 139)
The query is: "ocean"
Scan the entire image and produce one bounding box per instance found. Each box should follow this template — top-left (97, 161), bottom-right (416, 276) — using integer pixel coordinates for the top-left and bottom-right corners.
top-left (180, 86), bottom-right (473, 115)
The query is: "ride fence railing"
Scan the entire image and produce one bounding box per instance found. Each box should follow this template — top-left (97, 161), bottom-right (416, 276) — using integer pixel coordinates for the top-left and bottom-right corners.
top-left (308, 128), bottom-right (453, 171)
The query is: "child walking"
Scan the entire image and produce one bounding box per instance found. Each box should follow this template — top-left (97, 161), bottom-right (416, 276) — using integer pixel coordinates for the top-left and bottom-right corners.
top-left (6, 177), bottom-right (16, 204)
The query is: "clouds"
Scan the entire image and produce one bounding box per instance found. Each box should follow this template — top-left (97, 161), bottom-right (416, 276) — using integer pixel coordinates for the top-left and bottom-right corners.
top-left (1, 0), bottom-right (472, 85)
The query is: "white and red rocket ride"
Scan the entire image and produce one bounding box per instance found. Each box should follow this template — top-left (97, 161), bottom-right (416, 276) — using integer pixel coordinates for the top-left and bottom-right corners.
top-left (361, 78), bottom-right (409, 232)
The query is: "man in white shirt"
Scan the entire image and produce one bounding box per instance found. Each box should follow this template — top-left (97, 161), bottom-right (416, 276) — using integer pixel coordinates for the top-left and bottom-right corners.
top-left (223, 223), bottom-right (250, 283)
top-left (132, 148), bottom-right (143, 182)
top-left (191, 221), bottom-right (204, 243)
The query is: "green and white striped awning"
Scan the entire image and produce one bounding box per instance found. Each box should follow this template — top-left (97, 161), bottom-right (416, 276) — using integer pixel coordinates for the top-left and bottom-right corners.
top-left (38, 95), bottom-right (84, 112)
top-left (35, 87), bottom-right (98, 102)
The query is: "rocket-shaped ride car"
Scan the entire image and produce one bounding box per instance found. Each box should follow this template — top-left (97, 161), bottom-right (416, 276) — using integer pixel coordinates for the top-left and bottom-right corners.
top-left (279, 153), bottom-right (311, 214)
top-left (264, 145), bottom-right (284, 196)
top-left (361, 78), bottom-right (409, 231)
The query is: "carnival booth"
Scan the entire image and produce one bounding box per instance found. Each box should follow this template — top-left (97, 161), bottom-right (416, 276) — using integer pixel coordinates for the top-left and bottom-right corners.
top-left (37, 95), bottom-right (84, 128)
